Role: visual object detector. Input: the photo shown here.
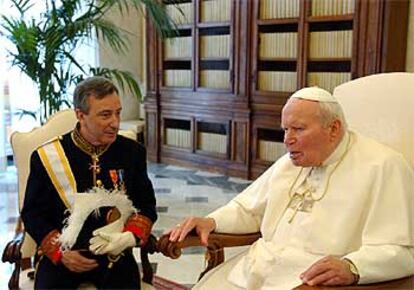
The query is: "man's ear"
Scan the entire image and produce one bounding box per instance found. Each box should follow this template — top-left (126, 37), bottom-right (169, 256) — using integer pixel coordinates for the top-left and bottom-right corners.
top-left (329, 119), bottom-right (342, 140)
top-left (75, 108), bottom-right (85, 122)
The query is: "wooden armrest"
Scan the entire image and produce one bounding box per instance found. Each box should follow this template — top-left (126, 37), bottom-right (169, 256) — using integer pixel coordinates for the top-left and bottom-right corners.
top-left (158, 231), bottom-right (261, 280)
top-left (158, 231), bottom-right (261, 259)
top-left (2, 217), bottom-right (25, 264)
top-left (2, 231), bottom-right (24, 264)
top-left (2, 226), bottom-right (25, 290)
top-left (294, 276), bottom-right (414, 289)
top-left (140, 234), bottom-right (158, 284)
top-left (207, 232), bottom-right (262, 248)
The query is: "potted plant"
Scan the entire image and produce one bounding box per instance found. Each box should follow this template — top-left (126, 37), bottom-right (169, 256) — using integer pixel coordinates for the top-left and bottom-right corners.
top-left (0, 0), bottom-right (175, 123)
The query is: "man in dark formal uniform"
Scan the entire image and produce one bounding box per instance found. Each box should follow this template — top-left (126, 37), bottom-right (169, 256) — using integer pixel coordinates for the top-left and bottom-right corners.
top-left (21, 76), bottom-right (157, 289)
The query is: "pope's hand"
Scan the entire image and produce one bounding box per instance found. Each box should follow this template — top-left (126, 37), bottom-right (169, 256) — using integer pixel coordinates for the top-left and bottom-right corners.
top-left (300, 256), bottom-right (357, 286)
top-left (89, 231), bottom-right (136, 256)
top-left (165, 216), bottom-right (216, 246)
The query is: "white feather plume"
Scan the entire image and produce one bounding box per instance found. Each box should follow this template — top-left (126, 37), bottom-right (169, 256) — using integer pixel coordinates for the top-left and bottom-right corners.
top-left (59, 187), bottom-right (136, 250)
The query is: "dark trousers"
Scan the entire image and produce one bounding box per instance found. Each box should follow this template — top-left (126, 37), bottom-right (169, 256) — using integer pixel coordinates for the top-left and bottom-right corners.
top-left (34, 251), bottom-right (140, 290)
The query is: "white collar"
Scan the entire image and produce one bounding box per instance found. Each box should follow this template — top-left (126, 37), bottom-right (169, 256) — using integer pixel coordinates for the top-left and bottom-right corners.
top-left (321, 131), bottom-right (350, 167)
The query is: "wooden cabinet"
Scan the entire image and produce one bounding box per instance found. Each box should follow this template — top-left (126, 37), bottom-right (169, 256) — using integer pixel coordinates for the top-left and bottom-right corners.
top-left (145, 0), bottom-right (409, 179)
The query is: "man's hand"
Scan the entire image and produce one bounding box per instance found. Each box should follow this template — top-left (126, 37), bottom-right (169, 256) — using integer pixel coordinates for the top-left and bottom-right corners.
top-left (300, 256), bottom-right (357, 286)
top-left (165, 216), bottom-right (216, 246)
top-left (89, 231), bottom-right (136, 256)
top-left (61, 250), bottom-right (98, 273)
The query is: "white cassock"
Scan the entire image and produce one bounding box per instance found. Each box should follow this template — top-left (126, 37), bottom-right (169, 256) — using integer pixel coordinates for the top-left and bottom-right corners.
top-left (194, 131), bottom-right (414, 290)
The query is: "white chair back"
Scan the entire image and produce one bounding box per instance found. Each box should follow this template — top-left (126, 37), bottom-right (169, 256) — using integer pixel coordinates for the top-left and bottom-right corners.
top-left (11, 109), bottom-right (78, 257)
top-left (333, 73), bottom-right (414, 168)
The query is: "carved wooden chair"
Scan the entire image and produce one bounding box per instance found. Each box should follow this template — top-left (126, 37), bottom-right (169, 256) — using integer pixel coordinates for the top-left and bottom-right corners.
top-left (1, 109), bottom-right (160, 289)
top-left (158, 72), bottom-right (414, 289)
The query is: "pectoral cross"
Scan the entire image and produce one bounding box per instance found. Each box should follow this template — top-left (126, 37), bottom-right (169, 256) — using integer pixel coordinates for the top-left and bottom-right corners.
top-left (287, 192), bottom-right (315, 223)
top-left (301, 198), bottom-right (315, 212)
top-left (89, 154), bottom-right (101, 186)
top-left (288, 193), bottom-right (304, 223)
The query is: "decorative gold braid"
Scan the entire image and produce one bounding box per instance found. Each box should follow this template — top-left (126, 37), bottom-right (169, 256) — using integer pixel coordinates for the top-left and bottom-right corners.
top-left (71, 123), bottom-right (110, 158)
top-left (124, 213), bottom-right (153, 244)
top-left (39, 229), bottom-right (62, 264)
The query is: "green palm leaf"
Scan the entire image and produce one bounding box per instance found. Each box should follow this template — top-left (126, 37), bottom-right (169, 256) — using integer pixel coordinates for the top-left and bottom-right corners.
top-left (89, 67), bottom-right (142, 101)
top-left (1, 0), bottom-right (176, 123)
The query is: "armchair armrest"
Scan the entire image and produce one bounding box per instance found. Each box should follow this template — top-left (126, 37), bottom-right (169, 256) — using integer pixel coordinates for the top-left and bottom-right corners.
top-left (2, 232), bottom-right (23, 264)
top-left (294, 276), bottom-right (414, 289)
top-left (158, 231), bottom-right (261, 280)
top-left (2, 218), bottom-right (26, 290)
top-left (140, 234), bottom-right (158, 284)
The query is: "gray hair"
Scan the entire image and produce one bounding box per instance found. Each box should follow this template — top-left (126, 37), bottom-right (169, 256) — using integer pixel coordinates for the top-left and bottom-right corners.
top-left (317, 101), bottom-right (348, 131)
top-left (73, 76), bottom-right (119, 113)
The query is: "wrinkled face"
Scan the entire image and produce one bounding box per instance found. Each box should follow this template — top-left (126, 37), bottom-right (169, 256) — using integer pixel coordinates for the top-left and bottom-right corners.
top-left (281, 98), bottom-right (340, 167)
top-left (76, 93), bottom-right (121, 146)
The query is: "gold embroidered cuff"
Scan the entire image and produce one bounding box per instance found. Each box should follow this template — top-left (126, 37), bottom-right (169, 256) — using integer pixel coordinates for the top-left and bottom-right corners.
top-left (124, 214), bottom-right (153, 245)
top-left (40, 229), bottom-right (62, 265)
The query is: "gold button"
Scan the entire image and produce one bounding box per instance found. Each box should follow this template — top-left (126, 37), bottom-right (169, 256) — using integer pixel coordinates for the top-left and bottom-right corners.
top-left (96, 168), bottom-right (101, 174)
top-left (96, 180), bottom-right (103, 187)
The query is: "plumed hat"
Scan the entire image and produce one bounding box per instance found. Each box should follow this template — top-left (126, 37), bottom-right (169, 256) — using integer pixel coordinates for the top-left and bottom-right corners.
top-left (59, 187), bottom-right (136, 252)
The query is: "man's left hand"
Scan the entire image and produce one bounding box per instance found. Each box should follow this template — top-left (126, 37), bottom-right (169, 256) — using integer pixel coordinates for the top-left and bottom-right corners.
top-left (300, 256), bottom-right (357, 286)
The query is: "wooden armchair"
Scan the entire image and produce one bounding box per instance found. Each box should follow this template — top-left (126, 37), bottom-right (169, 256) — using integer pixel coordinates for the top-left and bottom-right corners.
top-left (158, 73), bottom-right (414, 289)
top-left (158, 232), bottom-right (414, 289)
top-left (158, 232), bottom-right (262, 281)
top-left (1, 109), bottom-right (158, 289)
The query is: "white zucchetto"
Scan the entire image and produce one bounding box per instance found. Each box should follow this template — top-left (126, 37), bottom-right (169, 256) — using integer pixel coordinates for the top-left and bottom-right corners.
top-left (290, 86), bottom-right (338, 103)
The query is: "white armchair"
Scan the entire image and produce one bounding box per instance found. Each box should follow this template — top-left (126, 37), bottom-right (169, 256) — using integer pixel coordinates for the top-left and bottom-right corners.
top-left (158, 73), bottom-right (414, 290)
top-left (334, 72), bottom-right (414, 167)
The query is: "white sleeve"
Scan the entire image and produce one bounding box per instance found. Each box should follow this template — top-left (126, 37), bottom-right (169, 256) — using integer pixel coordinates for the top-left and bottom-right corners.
top-left (344, 245), bottom-right (414, 284)
top-left (207, 160), bottom-right (285, 233)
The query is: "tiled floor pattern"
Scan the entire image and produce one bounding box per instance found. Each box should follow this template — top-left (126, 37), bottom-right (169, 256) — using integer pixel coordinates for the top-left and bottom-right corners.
top-left (0, 163), bottom-right (251, 289)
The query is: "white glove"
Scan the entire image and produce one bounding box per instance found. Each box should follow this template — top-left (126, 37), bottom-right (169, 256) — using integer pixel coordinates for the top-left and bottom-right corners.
top-left (89, 231), bottom-right (136, 256)
top-left (93, 218), bottom-right (124, 235)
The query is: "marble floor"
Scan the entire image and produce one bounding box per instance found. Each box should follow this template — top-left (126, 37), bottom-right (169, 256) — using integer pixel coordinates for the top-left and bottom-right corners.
top-left (0, 162), bottom-right (252, 289)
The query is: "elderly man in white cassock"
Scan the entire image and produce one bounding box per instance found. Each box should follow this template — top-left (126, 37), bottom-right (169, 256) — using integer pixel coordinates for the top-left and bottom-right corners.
top-left (167, 87), bottom-right (414, 289)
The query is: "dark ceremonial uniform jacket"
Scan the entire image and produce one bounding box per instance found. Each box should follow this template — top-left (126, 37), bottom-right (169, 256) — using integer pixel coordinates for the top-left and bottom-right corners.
top-left (21, 129), bottom-right (157, 263)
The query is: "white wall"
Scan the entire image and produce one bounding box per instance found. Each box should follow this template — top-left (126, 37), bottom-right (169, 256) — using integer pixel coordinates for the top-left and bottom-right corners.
top-left (98, 6), bottom-right (146, 121)
top-left (0, 81), bottom-right (5, 171)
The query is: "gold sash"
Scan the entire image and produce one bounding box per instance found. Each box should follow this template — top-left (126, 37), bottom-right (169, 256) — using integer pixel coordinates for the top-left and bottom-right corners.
top-left (38, 138), bottom-right (77, 209)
